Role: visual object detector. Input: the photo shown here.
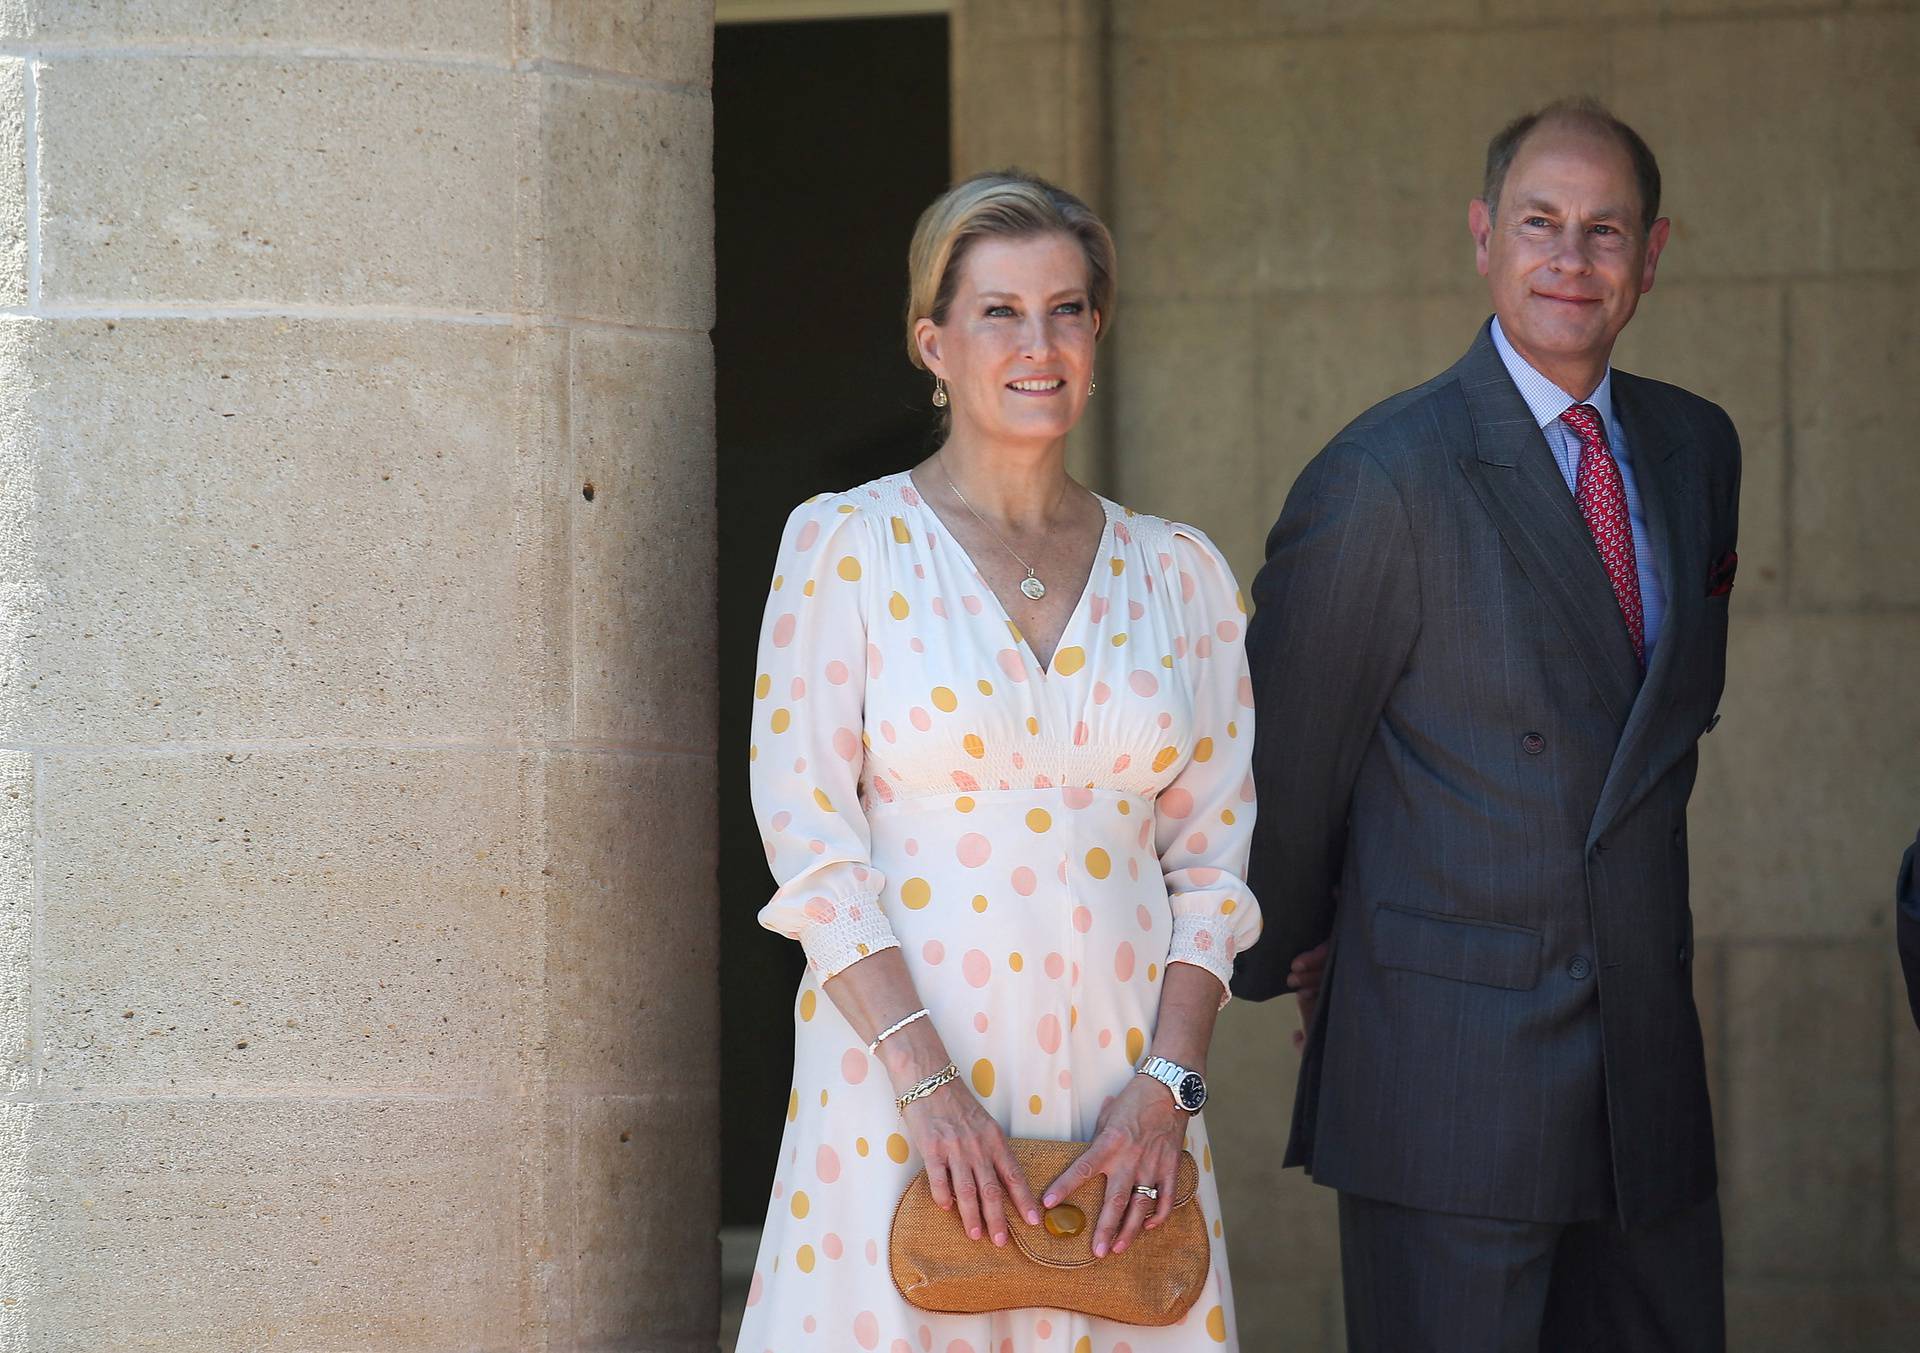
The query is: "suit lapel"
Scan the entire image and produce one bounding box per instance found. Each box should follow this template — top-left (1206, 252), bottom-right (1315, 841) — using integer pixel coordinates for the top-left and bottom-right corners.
top-left (1452, 327), bottom-right (1642, 728)
top-left (1587, 374), bottom-right (1696, 843)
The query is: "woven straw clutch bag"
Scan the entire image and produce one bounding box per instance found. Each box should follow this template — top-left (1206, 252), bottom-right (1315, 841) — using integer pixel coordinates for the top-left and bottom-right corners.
top-left (889, 1138), bottom-right (1209, 1326)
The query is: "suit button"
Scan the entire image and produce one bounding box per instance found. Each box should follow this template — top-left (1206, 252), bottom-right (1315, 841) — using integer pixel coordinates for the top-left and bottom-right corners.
top-left (1678, 943), bottom-right (1691, 966)
top-left (1567, 955), bottom-right (1593, 981)
top-left (1522, 732), bottom-right (1546, 755)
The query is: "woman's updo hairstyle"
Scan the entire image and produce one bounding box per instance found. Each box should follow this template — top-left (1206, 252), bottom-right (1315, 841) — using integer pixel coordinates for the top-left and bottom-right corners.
top-left (904, 169), bottom-right (1117, 370)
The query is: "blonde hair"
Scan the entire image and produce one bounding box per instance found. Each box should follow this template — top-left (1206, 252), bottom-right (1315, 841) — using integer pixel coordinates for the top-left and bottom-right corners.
top-left (904, 169), bottom-right (1117, 370)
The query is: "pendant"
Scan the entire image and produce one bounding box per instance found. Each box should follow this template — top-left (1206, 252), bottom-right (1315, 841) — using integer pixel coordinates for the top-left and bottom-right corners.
top-left (1020, 574), bottom-right (1047, 601)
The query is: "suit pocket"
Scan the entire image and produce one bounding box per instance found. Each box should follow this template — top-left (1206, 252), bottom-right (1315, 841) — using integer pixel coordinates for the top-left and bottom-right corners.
top-left (1373, 904), bottom-right (1543, 991)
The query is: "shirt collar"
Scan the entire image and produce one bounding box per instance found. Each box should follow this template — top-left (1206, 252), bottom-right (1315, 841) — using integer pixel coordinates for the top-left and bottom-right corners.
top-left (1490, 316), bottom-right (1617, 440)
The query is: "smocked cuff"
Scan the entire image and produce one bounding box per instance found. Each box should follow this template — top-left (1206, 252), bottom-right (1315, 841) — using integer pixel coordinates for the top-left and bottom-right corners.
top-left (798, 892), bottom-right (900, 980)
top-left (1167, 913), bottom-right (1239, 1008)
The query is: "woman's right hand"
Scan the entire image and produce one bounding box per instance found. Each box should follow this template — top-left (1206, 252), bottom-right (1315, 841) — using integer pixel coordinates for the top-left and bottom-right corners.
top-left (900, 1079), bottom-right (1042, 1247)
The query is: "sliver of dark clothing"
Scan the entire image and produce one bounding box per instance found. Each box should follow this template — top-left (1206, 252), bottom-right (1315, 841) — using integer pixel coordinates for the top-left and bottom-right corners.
top-left (1339, 1191), bottom-right (1725, 1353)
top-left (1900, 831), bottom-right (1920, 1030)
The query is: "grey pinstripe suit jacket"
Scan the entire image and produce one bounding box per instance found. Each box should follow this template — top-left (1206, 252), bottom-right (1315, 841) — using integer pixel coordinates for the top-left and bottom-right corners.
top-left (1233, 322), bottom-right (1741, 1228)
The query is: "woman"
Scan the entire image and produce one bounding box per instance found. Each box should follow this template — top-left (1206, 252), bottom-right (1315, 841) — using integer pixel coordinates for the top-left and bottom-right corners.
top-left (740, 171), bottom-right (1264, 1352)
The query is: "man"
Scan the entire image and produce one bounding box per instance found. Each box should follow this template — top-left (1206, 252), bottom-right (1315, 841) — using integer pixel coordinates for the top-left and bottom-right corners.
top-left (1234, 99), bottom-right (1739, 1351)
top-left (1899, 831), bottom-right (1919, 1030)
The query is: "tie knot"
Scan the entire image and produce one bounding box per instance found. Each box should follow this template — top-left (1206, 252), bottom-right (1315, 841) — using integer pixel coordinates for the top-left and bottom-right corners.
top-left (1559, 403), bottom-right (1607, 447)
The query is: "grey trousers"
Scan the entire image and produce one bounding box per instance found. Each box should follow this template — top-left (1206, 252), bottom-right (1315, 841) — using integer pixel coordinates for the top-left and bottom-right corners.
top-left (1337, 1191), bottom-right (1725, 1353)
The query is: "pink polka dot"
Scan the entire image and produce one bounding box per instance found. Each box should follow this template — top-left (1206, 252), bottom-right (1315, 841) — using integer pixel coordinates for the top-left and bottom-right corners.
top-left (1194, 930), bottom-right (1214, 951)
top-left (969, 1012), bottom-right (988, 1034)
top-left (1127, 857), bottom-right (1140, 880)
top-left (1116, 1342), bottom-right (1134, 1353)
top-left (773, 1179), bottom-right (784, 1198)
top-left (1098, 1028), bottom-right (1113, 1048)
top-left (1174, 636), bottom-right (1188, 659)
top-left (1057, 859), bottom-right (1069, 883)
top-left (771, 811), bottom-right (792, 832)
top-left (809, 839), bottom-right (826, 854)
top-left (1037, 1013), bottom-right (1062, 1054)
top-left (804, 897), bottom-right (837, 924)
top-left (901, 485), bottom-right (921, 506)
top-left (823, 1231), bottom-right (844, 1260)
top-left (910, 637), bottom-right (926, 653)
top-left (746, 1269), bottom-right (764, 1307)
top-left (872, 776), bottom-right (895, 803)
top-left (951, 771), bottom-right (980, 792)
top-left (805, 1316), bottom-right (818, 1333)
top-left (826, 659), bottom-right (850, 684)
top-left (1238, 675), bottom-right (1256, 708)
top-left (772, 614), bottom-right (797, 648)
top-left (854, 1310), bottom-right (880, 1348)
top-left (919, 1330), bottom-right (933, 1353)
top-left (963, 949), bottom-right (992, 988)
top-left (1072, 906), bottom-right (1093, 933)
top-left (947, 1340), bottom-right (977, 1353)
top-left (1115, 942), bottom-right (1136, 982)
top-left (1092, 681), bottom-right (1111, 705)
top-left (922, 939), bottom-right (946, 964)
top-left (818, 1145), bottom-right (843, 1182)
top-left (905, 838), bottom-right (918, 855)
top-left (792, 757), bottom-right (807, 774)
top-left (997, 649), bottom-right (1027, 681)
top-left (1073, 721), bottom-right (1090, 747)
top-left (1241, 775), bottom-right (1257, 803)
top-left (1191, 866), bottom-right (1221, 885)
top-left (796, 520), bottom-right (820, 550)
top-left (910, 706), bottom-right (932, 731)
top-left (957, 833), bottom-right (992, 867)
top-left (880, 720), bottom-right (897, 743)
top-left (868, 643), bottom-right (885, 677)
top-left (1112, 753), bottom-right (1131, 772)
top-left (1195, 635), bottom-right (1213, 659)
top-left (841, 1050), bottom-right (868, 1085)
top-left (791, 676), bottom-right (807, 699)
top-left (866, 1238), bottom-right (879, 1264)
top-left (1071, 961), bottom-right (1080, 984)
top-left (1137, 905), bottom-right (1153, 930)
top-left (1180, 571), bottom-right (1198, 602)
top-left (963, 594), bottom-right (983, 614)
top-left (1036, 1320), bottom-right (1052, 1339)
top-left (1129, 669), bottom-right (1159, 697)
top-left (931, 596), bottom-right (948, 617)
top-left (1057, 1069), bottom-right (1072, 1089)
top-left (1129, 599), bottom-right (1146, 620)
top-left (1159, 787), bottom-right (1195, 819)
top-left (1187, 831), bottom-right (1209, 853)
top-left (1157, 712), bottom-right (1173, 729)
top-left (893, 1343), bottom-right (913, 1353)
top-left (833, 727), bottom-right (860, 761)
top-left (1063, 786), bottom-right (1093, 808)
top-left (1217, 619), bottom-right (1241, 642)
top-left (1011, 867), bottom-right (1037, 896)
top-left (1044, 952), bottom-right (1065, 979)
top-left (1089, 596), bottom-right (1109, 621)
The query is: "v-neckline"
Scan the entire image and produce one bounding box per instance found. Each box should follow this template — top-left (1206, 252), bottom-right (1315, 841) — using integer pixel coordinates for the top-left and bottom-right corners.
top-left (896, 470), bottom-right (1115, 679)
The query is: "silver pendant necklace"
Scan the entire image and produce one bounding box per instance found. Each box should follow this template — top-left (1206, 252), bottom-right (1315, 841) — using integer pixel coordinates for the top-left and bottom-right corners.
top-left (940, 455), bottom-right (1064, 601)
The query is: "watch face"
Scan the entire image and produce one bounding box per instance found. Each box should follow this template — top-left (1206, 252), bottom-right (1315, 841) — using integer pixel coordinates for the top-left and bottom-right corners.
top-left (1178, 1072), bottom-right (1207, 1110)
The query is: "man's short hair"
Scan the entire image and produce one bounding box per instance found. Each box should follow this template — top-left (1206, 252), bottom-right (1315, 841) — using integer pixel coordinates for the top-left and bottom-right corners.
top-left (1481, 98), bottom-right (1662, 231)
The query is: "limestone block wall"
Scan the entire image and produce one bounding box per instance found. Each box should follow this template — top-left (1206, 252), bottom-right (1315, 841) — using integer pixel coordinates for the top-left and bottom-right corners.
top-left (0, 3), bottom-right (718, 1349)
top-left (957, 1), bottom-right (1919, 1348)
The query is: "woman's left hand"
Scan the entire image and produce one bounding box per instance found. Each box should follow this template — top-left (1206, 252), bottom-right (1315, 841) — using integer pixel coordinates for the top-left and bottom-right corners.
top-left (1040, 1073), bottom-right (1189, 1258)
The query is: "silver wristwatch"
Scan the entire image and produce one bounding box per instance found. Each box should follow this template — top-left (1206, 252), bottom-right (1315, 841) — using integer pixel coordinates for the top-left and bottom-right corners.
top-left (1137, 1055), bottom-right (1207, 1113)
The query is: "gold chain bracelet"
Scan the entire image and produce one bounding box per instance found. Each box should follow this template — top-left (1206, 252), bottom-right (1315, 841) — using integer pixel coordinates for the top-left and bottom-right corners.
top-left (895, 1062), bottom-right (960, 1113)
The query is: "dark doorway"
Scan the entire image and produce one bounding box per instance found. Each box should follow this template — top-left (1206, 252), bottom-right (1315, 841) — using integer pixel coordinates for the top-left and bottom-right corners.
top-left (714, 14), bottom-right (951, 1231)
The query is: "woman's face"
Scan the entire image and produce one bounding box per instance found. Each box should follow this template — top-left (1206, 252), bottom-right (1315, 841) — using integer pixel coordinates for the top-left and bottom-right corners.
top-left (917, 232), bottom-right (1099, 449)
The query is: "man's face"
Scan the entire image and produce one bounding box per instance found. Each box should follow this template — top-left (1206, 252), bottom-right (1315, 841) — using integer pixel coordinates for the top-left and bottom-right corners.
top-left (1469, 120), bottom-right (1670, 388)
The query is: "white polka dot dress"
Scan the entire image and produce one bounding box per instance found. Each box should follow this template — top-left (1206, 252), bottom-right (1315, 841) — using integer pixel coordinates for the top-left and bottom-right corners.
top-left (739, 472), bottom-right (1263, 1353)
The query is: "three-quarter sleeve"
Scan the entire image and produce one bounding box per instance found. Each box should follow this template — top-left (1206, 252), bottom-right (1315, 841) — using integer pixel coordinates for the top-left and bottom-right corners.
top-left (749, 495), bottom-right (899, 979)
top-left (1156, 525), bottom-right (1264, 1003)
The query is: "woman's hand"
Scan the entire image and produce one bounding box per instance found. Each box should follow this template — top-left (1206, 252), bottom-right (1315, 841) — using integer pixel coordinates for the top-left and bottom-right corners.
top-left (1288, 941), bottom-right (1331, 1049)
top-left (899, 1079), bottom-right (1042, 1247)
top-left (1040, 1073), bottom-right (1189, 1259)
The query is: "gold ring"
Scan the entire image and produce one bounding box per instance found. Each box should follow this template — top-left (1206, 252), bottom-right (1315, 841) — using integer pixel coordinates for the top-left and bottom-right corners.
top-left (1132, 1184), bottom-right (1159, 1201)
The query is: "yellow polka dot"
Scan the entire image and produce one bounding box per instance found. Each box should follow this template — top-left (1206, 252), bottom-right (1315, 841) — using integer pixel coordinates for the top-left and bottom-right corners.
top-left (799, 989), bottom-right (816, 1021)
top-left (1007, 620), bottom-right (1023, 642)
top-left (1111, 632), bottom-right (1128, 647)
top-left (972, 894), bottom-right (988, 913)
top-left (862, 731), bottom-right (872, 747)
top-left (1069, 1005), bottom-right (1078, 1029)
top-left (1206, 1304), bottom-right (1226, 1341)
top-left (1025, 716), bottom-right (1039, 736)
top-left (972, 1059), bottom-right (995, 1097)
top-left (812, 788), bottom-right (834, 812)
top-left (772, 574), bottom-right (784, 591)
top-left (1147, 963), bottom-right (1159, 982)
top-left (963, 733), bottom-right (985, 759)
top-left (791, 1190), bottom-right (810, 1219)
top-left (797, 1244), bottom-right (817, 1274)
top-left (1236, 590), bottom-right (1248, 615)
top-left (977, 679), bottom-right (994, 695)
top-left (900, 878), bottom-right (931, 910)
top-left (1008, 952), bottom-right (1023, 972)
top-left (1222, 898), bottom-right (1237, 914)
top-left (748, 745), bottom-right (758, 762)
top-left (1052, 646), bottom-right (1086, 676)
top-left (1076, 1338), bottom-right (1093, 1353)
top-left (856, 1136), bottom-right (869, 1157)
top-left (836, 504), bottom-right (855, 513)
top-left (770, 708), bottom-right (791, 734)
top-left (786, 1088), bottom-right (798, 1121)
top-left (1117, 800), bottom-right (1131, 815)
top-left (1227, 720), bottom-right (1238, 738)
top-left (820, 1089), bottom-right (829, 1106)
top-left (837, 556), bottom-right (862, 581)
top-left (887, 1133), bottom-right (910, 1164)
top-left (1026, 808), bottom-right (1052, 833)
top-left (1126, 1027), bottom-right (1145, 1063)
top-left (1085, 848), bottom-right (1111, 880)
top-left (1161, 654), bottom-right (1174, 668)
top-left (1151, 746), bottom-right (1179, 773)
top-left (955, 795), bottom-right (975, 812)
top-left (755, 673), bottom-right (771, 699)
top-left (1221, 808), bottom-right (1236, 825)
top-left (802, 579), bottom-right (815, 597)
top-left (891, 515), bottom-right (912, 544)
top-left (1192, 736), bottom-right (1214, 763)
top-left (1109, 558), bottom-right (1125, 575)
top-left (1213, 1217), bottom-right (1223, 1238)
top-left (855, 944), bottom-right (867, 958)
top-left (932, 685), bottom-right (958, 712)
top-left (889, 592), bottom-right (910, 620)
top-left (1203, 1143), bottom-right (1213, 1172)
top-left (1029, 1094), bottom-right (1043, 1114)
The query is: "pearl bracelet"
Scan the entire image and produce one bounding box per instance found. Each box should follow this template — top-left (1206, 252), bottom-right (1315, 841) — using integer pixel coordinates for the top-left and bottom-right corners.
top-left (868, 1007), bottom-right (931, 1055)
top-left (896, 1062), bottom-right (960, 1113)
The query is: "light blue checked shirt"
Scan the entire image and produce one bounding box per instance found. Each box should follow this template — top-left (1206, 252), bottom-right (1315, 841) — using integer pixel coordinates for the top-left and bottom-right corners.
top-left (1490, 318), bottom-right (1666, 658)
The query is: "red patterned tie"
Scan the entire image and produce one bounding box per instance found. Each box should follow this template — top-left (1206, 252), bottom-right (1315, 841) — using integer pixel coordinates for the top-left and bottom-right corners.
top-left (1560, 403), bottom-right (1645, 667)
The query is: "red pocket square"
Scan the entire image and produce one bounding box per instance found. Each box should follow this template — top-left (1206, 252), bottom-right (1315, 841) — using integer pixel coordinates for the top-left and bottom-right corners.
top-left (1708, 550), bottom-right (1737, 597)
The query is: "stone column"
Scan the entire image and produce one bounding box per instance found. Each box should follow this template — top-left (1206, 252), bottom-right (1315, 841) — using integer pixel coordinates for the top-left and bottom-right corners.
top-left (0, 4), bottom-right (718, 1348)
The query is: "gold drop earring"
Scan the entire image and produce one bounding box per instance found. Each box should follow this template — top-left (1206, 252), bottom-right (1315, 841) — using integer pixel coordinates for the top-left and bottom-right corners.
top-left (1088, 378), bottom-right (1098, 396)
top-left (931, 378), bottom-right (949, 408)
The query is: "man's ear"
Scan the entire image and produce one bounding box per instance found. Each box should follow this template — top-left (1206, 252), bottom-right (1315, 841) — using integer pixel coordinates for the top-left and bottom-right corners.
top-left (1640, 217), bottom-right (1671, 295)
top-left (1468, 198), bottom-right (1493, 278)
